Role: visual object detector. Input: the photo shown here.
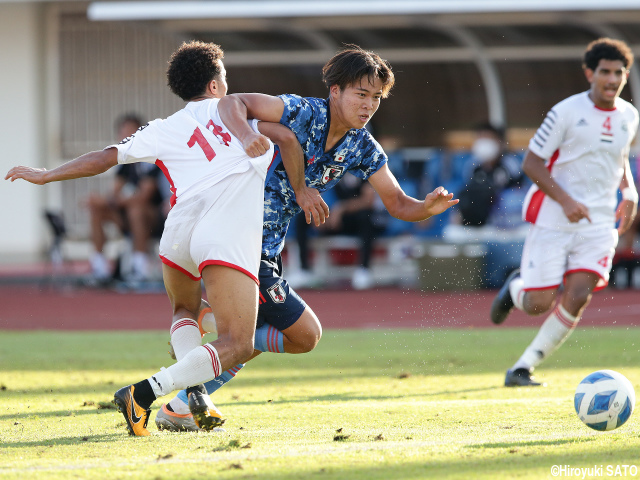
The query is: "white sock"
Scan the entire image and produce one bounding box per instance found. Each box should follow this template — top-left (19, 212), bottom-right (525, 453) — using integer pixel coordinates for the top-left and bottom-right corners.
top-left (170, 318), bottom-right (202, 361)
top-left (198, 299), bottom-right (217, 336)
top-left (509, 277), bottom-right (526, 311)
top-left (165, 344), bottom-right (222, 391)
top-left (148, 367), bottom-right (176, 398)
top-left (513, 304), bottom-right (579, 371)
top-left (168, 395), bottom-right (190, 415)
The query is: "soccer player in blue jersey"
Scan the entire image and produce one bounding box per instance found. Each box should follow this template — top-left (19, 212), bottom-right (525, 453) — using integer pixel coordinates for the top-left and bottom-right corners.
top-left (156, 45), bottom-right (459, 431)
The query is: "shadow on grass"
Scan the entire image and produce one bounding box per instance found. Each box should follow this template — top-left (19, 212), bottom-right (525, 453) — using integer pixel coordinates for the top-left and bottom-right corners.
top-left (467, 437), bottom-right (597, 449)
top-left (1, 433), bottom-right (123, 449)
top-left (0, 405), bottom-right (118, 421)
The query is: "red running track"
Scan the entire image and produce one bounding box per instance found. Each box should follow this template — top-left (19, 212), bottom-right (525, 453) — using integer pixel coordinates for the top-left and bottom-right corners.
top-left (0, 285), bottom-right (637, 330)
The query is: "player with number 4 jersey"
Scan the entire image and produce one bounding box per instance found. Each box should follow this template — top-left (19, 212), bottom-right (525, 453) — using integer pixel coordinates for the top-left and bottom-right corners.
top-left (490, 38), bottom-right (639, 388)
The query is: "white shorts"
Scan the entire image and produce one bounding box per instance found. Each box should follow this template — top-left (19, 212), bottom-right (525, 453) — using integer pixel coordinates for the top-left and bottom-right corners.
top-left (159, 170), bottom-right (265, 284)
top-left (520, 225), bottom-right (618, 292)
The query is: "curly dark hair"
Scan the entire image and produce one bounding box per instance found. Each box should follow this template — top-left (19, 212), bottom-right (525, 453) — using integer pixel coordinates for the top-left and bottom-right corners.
top-left (167, 41), bottom-right (224, 101)
top-left (322, 44), bottom-right (395, 98)
top-left (583, 37), bottom-right (634, 71)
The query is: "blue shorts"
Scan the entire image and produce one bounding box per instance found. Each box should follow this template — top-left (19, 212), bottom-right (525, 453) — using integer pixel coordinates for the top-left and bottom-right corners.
top-left (257, 254), bottom-right (307, 331)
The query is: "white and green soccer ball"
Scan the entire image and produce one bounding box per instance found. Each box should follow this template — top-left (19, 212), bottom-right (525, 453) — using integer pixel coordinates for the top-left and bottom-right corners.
top-left (574, 370), bottom-right (635, 431)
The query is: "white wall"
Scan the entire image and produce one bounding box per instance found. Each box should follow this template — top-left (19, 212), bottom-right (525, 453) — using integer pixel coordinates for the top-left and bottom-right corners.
top-left (0, 3), bottom-right (47, 262)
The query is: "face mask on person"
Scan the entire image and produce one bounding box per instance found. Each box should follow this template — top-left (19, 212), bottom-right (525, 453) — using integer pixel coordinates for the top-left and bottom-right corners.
top-left (471, 138), bottom-right (501, 163)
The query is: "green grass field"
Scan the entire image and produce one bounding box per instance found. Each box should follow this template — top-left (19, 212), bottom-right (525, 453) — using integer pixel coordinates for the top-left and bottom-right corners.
top-left (1, 327), bottom-right (639, 479)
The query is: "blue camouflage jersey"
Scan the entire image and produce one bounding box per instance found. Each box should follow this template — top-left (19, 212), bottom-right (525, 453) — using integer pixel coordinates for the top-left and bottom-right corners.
top-left (261, 94), bottom-right (388, 258)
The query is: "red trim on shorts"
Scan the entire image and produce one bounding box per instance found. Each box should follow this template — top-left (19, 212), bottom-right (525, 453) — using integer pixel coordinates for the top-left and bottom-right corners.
top-left (160, 255), bottom-right (201, 281)
top-left (155, 160), bottom-right (177, 208)
top-left (564, 268), bottom-right (608, 292)
top-left (523, 284), bottom-right (561, 292)
top-left (198, 260), bottom-right (259, 285)
top-left (525, 149), bottom-right (560, 223)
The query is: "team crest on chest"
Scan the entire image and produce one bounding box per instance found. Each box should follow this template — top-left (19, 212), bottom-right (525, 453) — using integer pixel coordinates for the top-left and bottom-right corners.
top-left (267, 282), bottom-right (287, 303)
top-left (321, 165), bottom-right (345, 184)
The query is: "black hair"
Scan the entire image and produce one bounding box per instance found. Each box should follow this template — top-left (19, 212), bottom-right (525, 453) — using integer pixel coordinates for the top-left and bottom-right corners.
top-left (322, 44), bottom-right (395, 97)
top-left (167, 41), bottom-right (224, 101)
top-left (583, 38), bottom-right (634, 71)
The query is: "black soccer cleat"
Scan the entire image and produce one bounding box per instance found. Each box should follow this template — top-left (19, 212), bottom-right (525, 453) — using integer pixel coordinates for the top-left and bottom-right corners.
top-left (188, 389), bottom-right (225, 431)
top-left (490, 268), bottom-right (520, 325)
top-left (504, 368), bottom-right (546, 387)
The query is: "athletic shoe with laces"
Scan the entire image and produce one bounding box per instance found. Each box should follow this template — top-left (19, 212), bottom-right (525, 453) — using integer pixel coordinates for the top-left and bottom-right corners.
top-left (188, 390), bottom-right (225, 430)
top-left (155, 403), bottom-right (201, 432)
top-left (490, 268), bottom-right (520, 325)
top-left (504, 368), bottom-right (546, 387)
top-left (113, 385), bottom-right (151, 436)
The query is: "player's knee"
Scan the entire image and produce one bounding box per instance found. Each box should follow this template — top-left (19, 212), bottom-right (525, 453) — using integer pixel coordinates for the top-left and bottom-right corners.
top-left (291, 326), bottom-right (322, 353)
top-left (524, 294), bottom-right (553, 315)
top-left (563, 285), bottom-right (592, 311)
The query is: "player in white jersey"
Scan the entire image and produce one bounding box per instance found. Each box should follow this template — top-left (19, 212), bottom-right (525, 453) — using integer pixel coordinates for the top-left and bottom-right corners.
top-left (5, 41), bottom-right (326, 436)
top-left (490, 38), bottom-right (639, 387)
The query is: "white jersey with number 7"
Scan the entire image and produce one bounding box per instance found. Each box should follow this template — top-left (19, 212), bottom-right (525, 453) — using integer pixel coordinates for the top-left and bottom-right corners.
top-left (109, 98), bottom-right (274, 208)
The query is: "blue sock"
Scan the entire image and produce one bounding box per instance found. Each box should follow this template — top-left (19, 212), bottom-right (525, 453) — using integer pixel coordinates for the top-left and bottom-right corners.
top-left (176, 364), bottom-right (244, 405)
top-left (175, 325), bottom-right (285, 406)
top-left (254, 324), bottom-right (285, 353)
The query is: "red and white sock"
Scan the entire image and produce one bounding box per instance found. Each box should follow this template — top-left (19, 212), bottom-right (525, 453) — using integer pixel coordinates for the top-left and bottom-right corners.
top-left (163, 344), bottom-right (222, 392)
top-left (170, 318), bottom-right (202, 361)
top-left (513, 304), bottom-right (579, 371)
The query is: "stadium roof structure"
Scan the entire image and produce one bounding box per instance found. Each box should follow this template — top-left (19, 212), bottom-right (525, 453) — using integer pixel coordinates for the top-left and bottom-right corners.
top-left (85, 0), bottom-right (640, 130)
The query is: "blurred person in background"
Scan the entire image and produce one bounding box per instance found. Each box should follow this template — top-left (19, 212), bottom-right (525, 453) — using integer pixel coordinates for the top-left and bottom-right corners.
top-left (456, 122), bottom-right (523, 227)
top-left (490, 38), bottom-right (638, 387)
top-left (292, 172), bottom-right (387, 290)
top-left (86, 113), bottom-right (167, 284)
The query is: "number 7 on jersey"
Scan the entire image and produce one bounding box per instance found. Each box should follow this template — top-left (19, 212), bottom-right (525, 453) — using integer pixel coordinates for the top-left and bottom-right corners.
top-left (187, 127), bottom-right (216, 161)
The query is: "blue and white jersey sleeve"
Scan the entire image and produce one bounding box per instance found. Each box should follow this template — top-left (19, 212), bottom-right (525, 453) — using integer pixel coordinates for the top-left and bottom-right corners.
top-left (528, 100), bottom-right (569, 160)
top-left (109, 121), bottom-right (159, 165)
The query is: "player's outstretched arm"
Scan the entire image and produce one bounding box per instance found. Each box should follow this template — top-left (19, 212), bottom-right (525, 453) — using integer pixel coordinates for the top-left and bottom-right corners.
top-left (5, 149), bottom-right (118, 185)
top-left (368, 164), bottom-right (458, 222)
top-left (218, 94), bottom-right (285, 158)
top-left (257, 121), bottom-right (329, 226)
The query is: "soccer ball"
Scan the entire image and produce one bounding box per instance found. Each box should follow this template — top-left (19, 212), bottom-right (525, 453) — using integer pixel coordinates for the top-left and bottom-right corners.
top-left (574, 370), bottom-right (635, 431)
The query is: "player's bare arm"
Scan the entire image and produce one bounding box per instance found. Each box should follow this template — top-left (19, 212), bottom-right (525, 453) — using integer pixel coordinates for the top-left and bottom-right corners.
top-left (367, 164), bottom-right (458, 222)
top-left (256, 121), bottom-right (329, 226)
top-left (615, 155), bottom-right (638, 234)
top-left (218, 94), bottom-right (285, 157)
top-left (5, 149), bottom-right (118, 185)
top-left (522, 150), bottom-right (591, 223)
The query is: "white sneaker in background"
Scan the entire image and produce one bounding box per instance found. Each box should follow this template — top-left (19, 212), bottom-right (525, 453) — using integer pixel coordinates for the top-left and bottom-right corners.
top-left (286, 269), bottom-right (318, 289)
top-left (90, 253), bottom-right (111, 281)
top-left (351, 267), bottom-right (374, 290)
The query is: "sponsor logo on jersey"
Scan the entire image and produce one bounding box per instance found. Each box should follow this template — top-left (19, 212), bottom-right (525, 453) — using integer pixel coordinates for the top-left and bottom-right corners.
top-left (267, 282), bottom-right (287, 303)
top-left (321, 165), bottom-right (345, 184)
top-left (576, 118), bottom-right (588, 127)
